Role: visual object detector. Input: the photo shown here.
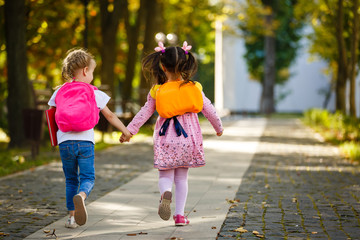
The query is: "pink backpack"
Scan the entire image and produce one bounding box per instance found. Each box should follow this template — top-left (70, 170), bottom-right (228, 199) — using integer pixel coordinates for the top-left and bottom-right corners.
top-left (55, 81), bottom-right (100, 132)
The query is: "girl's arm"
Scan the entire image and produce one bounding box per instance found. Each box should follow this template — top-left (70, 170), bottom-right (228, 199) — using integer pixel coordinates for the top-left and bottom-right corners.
top-left (101, 106), bottom-right (132, 142)
top-left (201, 92), bottom-right (223, 135)
top-left (127, 93), bottom-right (156, 135)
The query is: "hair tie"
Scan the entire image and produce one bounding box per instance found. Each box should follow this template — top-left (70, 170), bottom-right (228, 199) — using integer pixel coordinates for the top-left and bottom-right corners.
top-left (155, 41), bottom-right (166, 53)
top-left (181, 41), bottom-right (192, 54)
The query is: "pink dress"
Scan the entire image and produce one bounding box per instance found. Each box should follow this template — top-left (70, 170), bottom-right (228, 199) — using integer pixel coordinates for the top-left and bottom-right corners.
top-left (127, 92), bottom-right (223, 170)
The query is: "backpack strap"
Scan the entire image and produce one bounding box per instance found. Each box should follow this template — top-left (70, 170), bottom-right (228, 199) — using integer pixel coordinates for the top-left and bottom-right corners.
top-left (159, 116), bottom-right (188, 138)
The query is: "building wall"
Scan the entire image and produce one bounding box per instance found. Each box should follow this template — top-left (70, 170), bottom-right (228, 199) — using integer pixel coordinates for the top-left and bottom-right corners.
top-left (218, 25), bottom-right (338, 114)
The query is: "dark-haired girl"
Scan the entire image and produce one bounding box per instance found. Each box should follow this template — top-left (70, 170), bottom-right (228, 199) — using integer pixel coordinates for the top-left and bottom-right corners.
top-left (122, 41), bottom-right (223, 226)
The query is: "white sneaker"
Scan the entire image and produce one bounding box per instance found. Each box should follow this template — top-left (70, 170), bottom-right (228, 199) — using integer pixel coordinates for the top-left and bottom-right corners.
top-left (65, 216), bottom-right (78, 229)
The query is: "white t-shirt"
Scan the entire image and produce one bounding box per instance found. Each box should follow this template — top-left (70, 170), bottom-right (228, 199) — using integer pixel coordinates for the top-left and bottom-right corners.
top-left (48, 88), bottom-right (111, 144)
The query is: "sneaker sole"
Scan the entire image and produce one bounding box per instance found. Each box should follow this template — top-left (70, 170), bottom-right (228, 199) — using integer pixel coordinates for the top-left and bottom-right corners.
top-left (73, 195), bottom-right (87, 226)
top-left (175, 222), bottom-right (188, 226)
top-left (158, 191), bottom-right (172, 221)
top-left (65, 223), bottom-right (78, 229)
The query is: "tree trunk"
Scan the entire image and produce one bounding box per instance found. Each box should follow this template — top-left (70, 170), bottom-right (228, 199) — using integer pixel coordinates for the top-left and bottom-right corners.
top-left (138, 0), bottom-right (161, 106)
top-left (335, 0), bottom-right (347, 113)
top-left (122, 0), bottom-right (145, 112)
top-left (4, 0), bottom-right (31, 148)
top-left (83, 0), bottom-right (89, 49)
top-left (261, 12), bottom-right (276, 115)
top-left (349, 0), bottom-right (359, 117)
top-left (99, 0), bottom-right (122, 110)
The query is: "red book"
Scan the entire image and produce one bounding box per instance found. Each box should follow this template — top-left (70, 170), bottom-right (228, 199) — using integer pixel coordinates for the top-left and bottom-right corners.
top-left (45, 108), bottom-right (58, 146)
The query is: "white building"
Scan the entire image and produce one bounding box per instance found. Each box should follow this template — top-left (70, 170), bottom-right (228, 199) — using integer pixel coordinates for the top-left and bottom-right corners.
top-left (214, 19), bottom-right (344, 114)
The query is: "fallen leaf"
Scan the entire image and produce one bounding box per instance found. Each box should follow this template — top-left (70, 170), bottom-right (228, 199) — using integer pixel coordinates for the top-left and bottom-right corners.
top-left (7, 221), bottom-right (11, 224)
top-left (252, 230), bottom-right (260, 235)
top-left (265, 184), bottom-right (270, 189)
top-left (18, 189), bottom-right (23, 194)
top-left (233, 227), bottom-right (248, 233)
top-left (226, 199), bottom-right (240, 204)
top-left (43, 230), bottom-right (51, 233)
top-left (193, 209), bottom-right (197, 212)
top-left (311, 232), bottom-right (318, 234)
top-left (127, 233), bottom-right (137, 236)
top-left (292, 197), bottom-right (297, 203)
top-left (256, 234), bottom-right (265, 238)
top-left (0, 232), bottom-right (10, 236)
top-left (211, 226), bottom-right (216, 229)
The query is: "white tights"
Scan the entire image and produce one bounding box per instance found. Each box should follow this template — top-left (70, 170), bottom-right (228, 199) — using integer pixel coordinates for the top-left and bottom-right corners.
top-left (158, 168), bottom-right (189, 216)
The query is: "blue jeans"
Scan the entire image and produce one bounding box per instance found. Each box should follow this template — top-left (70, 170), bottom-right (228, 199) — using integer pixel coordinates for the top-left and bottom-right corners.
top-left (59, 140), bottom-right (95, 211)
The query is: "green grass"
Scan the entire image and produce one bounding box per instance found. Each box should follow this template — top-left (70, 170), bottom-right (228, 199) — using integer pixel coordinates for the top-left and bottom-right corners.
top-left (0, 124), bottom-right (155, 177)
top-left (0, 143), bottom-right (58, 177)
top-left (303, 108), bottom-right (360, 162)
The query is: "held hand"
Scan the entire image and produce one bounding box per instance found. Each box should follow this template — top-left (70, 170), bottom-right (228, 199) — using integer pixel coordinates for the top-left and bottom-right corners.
top-left (120, 131), bottom-right (132, 143)
top-left (216, 131), bottom-right (223, 137)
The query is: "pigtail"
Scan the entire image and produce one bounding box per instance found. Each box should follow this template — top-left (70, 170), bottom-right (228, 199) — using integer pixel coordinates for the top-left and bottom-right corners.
top-left (180, 50), bottom-right (198, 83)
top-left (142, 51), bottom-right (167, 85)
top-left (61, 62), bottom-right (73, 81)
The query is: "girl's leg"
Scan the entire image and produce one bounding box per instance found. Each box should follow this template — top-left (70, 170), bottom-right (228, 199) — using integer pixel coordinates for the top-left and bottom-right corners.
top-left (59, 142), bottom-right (78, 212)
top-left (158, 169), bottom-right (174, 220)
top-left (59, 141), bottom-right (79, 228)
top-left (74, 141), bottom-right (95, 226)
top-left (174, 168), bottom-right (189, 216)
top-left (77, 142), bottom-right (95, 197)
top-left (158, 169), bottom-right (175, 195)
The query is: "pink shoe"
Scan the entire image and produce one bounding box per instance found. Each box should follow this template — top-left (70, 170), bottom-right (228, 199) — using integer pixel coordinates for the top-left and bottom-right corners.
top-left (173, 214), bottom-right (190, 226)
top-left (158, 191), bottom-right (172, 220)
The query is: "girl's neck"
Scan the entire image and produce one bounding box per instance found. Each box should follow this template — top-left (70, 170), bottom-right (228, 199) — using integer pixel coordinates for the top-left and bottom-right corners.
top-left (72, 77), bottom-right (85, 83)
top-left (167, 78), bottom-right (181, 82)
top-left (164, 71), bottom-right (181, 82)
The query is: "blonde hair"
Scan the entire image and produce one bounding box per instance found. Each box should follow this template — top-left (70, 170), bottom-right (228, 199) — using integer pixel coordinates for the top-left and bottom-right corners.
top-left (61, 48), bottom-right (95, 81)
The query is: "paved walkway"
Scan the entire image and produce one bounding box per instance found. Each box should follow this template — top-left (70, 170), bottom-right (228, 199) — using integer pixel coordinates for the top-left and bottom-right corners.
top-left (217, 119), bottom-right (360, 240)
top-left (2, 117), bottom-right (360, 239)
top-left (23, 117), bottom-right (266, 239)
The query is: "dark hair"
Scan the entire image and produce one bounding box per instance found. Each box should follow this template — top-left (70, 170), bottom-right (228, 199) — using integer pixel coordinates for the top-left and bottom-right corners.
top-left (142, 46), bottom-right (198, 86)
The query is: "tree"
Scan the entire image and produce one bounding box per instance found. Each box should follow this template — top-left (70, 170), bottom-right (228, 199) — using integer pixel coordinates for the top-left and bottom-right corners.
top-left (349, 0), bottom-right (359, 117)
top-left (295, 0), bottom-right (360, 115)
top-left (335, 0), bottom-right (347, 113)
top-left (122, 0), bottom-right (145, 112)
top-left (262, 0), bottom-right (276, 114)
top-left (138, 0), bottom-right (162, 106)
top-left (100, 0), bottom-right (122, 109)
top-left (240, 0), bottom-right (303, 114)
top-left (4, 0), bottom-right (31, 147)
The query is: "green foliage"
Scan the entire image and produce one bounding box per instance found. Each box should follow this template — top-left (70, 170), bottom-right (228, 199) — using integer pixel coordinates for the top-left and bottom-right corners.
top-left (162, 0), bottom-right (220, 98)
top-left (0, 143), bottom-right (57, 177)
top-left (0, 0), bottom-right (220, 136)
top-left (239, 0), bottom-right (303, 85)
top-left (303, 108), bottom-right (360, 161)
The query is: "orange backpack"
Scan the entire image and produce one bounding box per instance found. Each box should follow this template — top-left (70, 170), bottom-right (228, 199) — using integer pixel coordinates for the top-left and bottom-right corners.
top-left (151, 81), bottom-right (203, 119)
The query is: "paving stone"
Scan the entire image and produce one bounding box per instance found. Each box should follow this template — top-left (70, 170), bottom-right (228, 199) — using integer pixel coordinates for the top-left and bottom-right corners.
top-left (218, 118), bottom-right (360, 240)
top-left (0, 142), bottom-right (154, 239)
